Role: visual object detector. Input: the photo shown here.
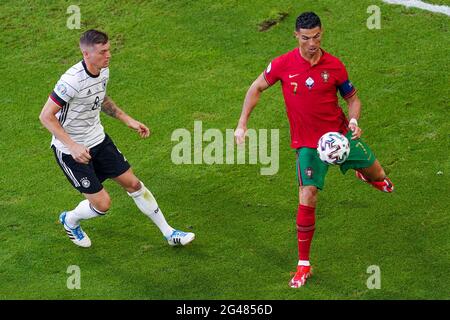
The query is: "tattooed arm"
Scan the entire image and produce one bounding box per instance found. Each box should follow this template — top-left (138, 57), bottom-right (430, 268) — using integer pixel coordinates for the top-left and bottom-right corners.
top-left (102, 95), bottom-right (128, 121)
top-left (102, 95), bottom-right (151, 138)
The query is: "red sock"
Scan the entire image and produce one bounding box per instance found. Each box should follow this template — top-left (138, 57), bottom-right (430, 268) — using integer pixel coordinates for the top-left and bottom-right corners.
top-left (296, 204), bottom-right (316, 261)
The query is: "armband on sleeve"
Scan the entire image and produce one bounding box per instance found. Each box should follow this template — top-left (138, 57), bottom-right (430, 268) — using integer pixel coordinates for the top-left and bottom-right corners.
top-left (338, 80), bottom-right (357, 99)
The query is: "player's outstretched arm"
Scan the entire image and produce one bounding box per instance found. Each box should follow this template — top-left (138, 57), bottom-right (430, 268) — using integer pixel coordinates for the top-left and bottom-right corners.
top-left (39, 98), bottom-right (92, 164)
top-left (101, 96), bottom-right (150, 138)
top-left (345, 93), bottom-right (363, 140)
top-left (235, 73), bottom-right (271, 144)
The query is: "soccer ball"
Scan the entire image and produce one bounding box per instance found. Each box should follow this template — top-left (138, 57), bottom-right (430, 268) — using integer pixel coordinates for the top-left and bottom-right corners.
top-left (317, 132), bottom-right (350, 165)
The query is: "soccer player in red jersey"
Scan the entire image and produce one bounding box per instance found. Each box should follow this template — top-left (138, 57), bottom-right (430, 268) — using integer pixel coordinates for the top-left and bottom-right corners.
top-left (235, 12), bottom-right (394, 288)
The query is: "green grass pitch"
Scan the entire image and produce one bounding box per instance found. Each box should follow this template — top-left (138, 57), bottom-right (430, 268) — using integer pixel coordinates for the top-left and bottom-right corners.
top-left (0, 0), bottom-right (449, 299)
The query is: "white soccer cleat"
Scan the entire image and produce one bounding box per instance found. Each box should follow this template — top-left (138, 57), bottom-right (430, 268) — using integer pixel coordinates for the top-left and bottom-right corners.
top-left (166, 230), bottom-right (195, 246)
top-left (59, 212), bottom-right (91, 248)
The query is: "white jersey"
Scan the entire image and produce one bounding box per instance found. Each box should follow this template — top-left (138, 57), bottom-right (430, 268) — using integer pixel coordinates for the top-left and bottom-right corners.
top-left (50, 60), bottom-right (109, 154)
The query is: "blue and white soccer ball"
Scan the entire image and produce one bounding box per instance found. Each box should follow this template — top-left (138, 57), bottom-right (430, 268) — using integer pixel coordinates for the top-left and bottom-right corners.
top-left (317, 132), bottom-right (350, 165)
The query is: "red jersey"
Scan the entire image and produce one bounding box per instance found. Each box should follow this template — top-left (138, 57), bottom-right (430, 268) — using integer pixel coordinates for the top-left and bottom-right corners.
top-left (263, 48), bottom-right (357, 149)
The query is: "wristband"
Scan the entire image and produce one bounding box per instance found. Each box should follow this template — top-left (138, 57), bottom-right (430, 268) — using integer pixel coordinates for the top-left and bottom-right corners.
top-left (349, 118), bottom-right (358, 127)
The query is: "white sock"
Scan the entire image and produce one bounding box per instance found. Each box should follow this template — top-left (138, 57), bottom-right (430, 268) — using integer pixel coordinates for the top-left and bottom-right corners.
top-left (66, 199), bottom-right (104, 228)
top-left (298, 260), bottom-right (310, 267)
top-left (128, 181), bottom-right (174, 238)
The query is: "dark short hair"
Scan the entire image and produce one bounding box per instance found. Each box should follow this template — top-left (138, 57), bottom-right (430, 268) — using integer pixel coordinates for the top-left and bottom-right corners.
top-left (79, 29), bottom-right (108, 47)
top-left (295, 12), bottom-right (321, 30)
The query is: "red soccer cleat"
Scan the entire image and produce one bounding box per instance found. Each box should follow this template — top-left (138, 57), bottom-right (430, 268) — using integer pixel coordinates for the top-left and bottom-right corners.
top-left (355, 171), bottom-right (394, 193)
top-left (289, 265), bottom-right (312, 288)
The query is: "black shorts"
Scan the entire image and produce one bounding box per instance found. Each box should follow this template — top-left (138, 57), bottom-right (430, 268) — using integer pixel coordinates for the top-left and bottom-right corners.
top-left (52, 134), bottom-right (131, 194)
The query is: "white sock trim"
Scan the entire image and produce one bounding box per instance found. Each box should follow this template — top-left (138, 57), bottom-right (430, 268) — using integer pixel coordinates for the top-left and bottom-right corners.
top-left (89, 203), bottom-right (106, 215)
top-left (298, 260), bottom-right (310, 266)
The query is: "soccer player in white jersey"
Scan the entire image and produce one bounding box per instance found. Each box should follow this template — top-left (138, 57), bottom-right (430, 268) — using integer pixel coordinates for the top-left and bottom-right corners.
top-left (39, 30), bottom-right (195, 248)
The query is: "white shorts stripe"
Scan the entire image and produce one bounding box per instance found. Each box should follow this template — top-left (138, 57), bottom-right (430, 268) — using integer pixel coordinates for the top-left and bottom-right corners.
top-left (57, 149), bottom-right (81, 187)
top-left (57, 150), bottom-right (80, 187)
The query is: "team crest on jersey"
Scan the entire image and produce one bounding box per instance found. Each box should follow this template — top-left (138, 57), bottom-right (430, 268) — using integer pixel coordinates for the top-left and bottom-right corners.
top-left (56, 83), bottom-right (67, 96)
top-left (81, 177), bottom-right (91, 189)
top-left (321, 71), bottom-right (329, 83)
top-left (102, 77), bottom-right (107, 89)
top-left (305, 77), bottom-right (314, 89)
top-left (266, 62), bottom-right (272, 74)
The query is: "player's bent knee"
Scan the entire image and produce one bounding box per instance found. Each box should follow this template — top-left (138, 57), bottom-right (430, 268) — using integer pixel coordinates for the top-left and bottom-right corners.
top-left (91, 202), bottom-right (110, 213)
top-left (90, 194), bottom-right (111, 213)
top-left (368, 168), bottom-right (386, 182)
top-left (115, 172), bottom-right (142, 193)
top-left (100, 195), bottom-right (112, 212)
top-left (366, 160), bottom-right (386, 182)
top-left (300, 187), bottom-right (318, 207)
top-left (378, 168), bottom-right (387, 181)
top-left (128, 179), bottom-right (142, 193)
top-left (301, 186), bottom-right (318, 198)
